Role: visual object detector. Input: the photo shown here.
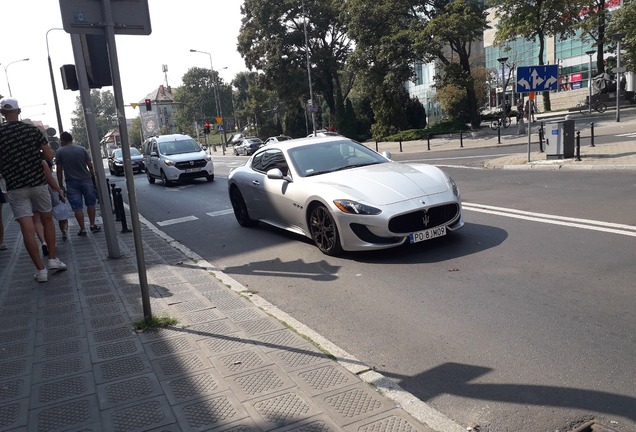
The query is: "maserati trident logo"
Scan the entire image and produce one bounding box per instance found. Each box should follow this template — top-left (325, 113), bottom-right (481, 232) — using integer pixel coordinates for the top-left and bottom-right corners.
top-left (422, 209), bottom-right (430, 227)
top-left (189, 161), bottom-right (194, 166)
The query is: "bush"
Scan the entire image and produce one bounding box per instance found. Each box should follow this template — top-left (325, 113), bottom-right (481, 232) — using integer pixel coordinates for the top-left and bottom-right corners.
top-left (381, 119), bottom-right (469, 142)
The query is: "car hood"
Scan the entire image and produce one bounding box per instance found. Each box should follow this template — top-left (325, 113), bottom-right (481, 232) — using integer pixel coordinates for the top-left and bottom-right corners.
top-left (161, 151), bottom-right (207, 162)
top-left (114, 154), bottom-right (144, 162)
top-left (312, 162), bottom-right (450, 206)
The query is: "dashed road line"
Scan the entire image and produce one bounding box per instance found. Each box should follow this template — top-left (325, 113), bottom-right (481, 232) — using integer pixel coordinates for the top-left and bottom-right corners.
top-left (156, 215), bottom-right (199, 226)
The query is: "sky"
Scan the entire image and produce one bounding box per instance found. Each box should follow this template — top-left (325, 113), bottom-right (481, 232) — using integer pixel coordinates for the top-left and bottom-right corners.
top-left (1, 0), bottom-right (248, 134)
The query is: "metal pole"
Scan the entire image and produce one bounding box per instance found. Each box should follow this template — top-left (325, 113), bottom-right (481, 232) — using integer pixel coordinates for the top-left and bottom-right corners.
top-left (4, 58), bottom-right (30, 98)
top-left (100, 0), bottom-right (151, 320)
top-left (616, 39), bottom-right (622, 123)
top-left (575, 131), bottom-right (581, 161)
top-left (586, 50), bottom-right (595, 114)
top-left (301, 0), bottom-right (316, 135)
top-left (46, 28), bottom-right (64, 134)
top-left (590, 122), bottom-right (595, 147)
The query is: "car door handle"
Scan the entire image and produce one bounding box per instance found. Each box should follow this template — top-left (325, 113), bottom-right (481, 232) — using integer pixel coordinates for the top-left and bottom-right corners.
top-left (252, 180), bottom-right (260, 185)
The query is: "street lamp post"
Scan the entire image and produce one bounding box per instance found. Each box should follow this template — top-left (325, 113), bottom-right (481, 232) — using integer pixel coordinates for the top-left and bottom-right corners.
top-left (4, 58), bottom-right (30, 97)
top-left (189, 49), bottom-right (220, 119)
top-left (497, 57), bottom-right (509, 112)
top-left (585, 50), bottom-right (595, 114)
top-left (301, 0), bottom-right (316, 135)
top-left (613, 33), bottom-right (625, 122)
top-left (46, 28), bottom-right (64, 134)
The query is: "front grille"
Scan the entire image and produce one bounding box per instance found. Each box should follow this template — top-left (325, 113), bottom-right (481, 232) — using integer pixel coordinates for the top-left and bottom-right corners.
top-left (388, 203), bottom-right (459, 234)
top-left (175, 159), bottom-right (207, 170)
top-left (350, 224), bottom-right (403, 244)
top-left (178, 171), bottom-right (208, 180)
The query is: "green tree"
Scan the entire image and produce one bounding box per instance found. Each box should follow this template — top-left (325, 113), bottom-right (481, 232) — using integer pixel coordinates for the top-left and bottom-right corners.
top-left (128, 117), bottom-right (143, 149)
top-left (238, 0), bottom-right (353, 130)
top-left (492, 0), bottom-right (582, 111)
top-left (346, 0), bottom-right (489, 133)
top-left (607, 1), bottom-right (636, 73)
top-left (70, 89), bottom-right (117, 148)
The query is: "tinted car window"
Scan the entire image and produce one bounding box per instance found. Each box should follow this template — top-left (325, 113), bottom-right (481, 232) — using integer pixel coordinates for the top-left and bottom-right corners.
top-left (159, 138), bottom-right (201, 155)
top-left (252, 149), bottom-right (288, 175)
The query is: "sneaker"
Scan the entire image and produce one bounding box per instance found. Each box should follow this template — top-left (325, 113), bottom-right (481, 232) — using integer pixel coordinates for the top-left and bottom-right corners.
top-left (0, 243), bottom-right (7, 250)
top-left (78, 230), bottom-right (87, 237)
top-left (48, 258), bottom-right (67, 271)
top-left (42, 244), bottom-right (49, 256)
top-left (90, 225), bottom-right (101, 233)
top-left (34, 269), bottom-right (48, 283)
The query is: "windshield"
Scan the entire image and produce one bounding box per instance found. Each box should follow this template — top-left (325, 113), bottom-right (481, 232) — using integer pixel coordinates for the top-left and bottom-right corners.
top-left (288, 140), bottom-right (388, 177)
top-left (113, 148), bottom-right (141, 158)
top-left (159, 138), bottom-right (202, 155)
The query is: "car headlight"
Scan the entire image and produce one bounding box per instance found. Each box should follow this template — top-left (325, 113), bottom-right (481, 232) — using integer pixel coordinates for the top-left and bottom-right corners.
top-left (447, 176), bottom-right (459, 197)
top-left (164, 159), bottom-right (175, 167)
top-left (205, 155), bottom-right (211, 162)
top-left (114, 161), bottom-right (123, 165)
top-left (333, 200), bottom-right (381, 215)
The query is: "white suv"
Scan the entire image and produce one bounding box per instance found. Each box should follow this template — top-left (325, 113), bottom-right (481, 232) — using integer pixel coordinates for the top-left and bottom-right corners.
top-left (143, 134), bottom-right (214, 185)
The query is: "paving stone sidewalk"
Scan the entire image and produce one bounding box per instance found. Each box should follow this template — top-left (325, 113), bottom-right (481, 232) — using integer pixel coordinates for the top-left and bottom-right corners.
top-left (0, 210), bottom-right (453, 432)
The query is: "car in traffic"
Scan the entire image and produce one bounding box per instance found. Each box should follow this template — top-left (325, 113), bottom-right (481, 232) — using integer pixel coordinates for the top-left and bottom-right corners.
top-left (262, 135), bottom-right (293, 146)
top-left (227, 133), bottom-right (244, 147)
top-left (108, 147), bottom-right (145, 175)
top-left (307, 130), bottom-right (341, 137)
top-left (233, 137), bottom-right (264, 156)
top-left (227, 136), bottom-right (463, 255)
top-left (142, 134), bottom-right (214, 185)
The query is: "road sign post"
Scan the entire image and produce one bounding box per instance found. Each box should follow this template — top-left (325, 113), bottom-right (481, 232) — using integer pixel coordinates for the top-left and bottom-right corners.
top-left (516, 65), bottom-right (559, 93)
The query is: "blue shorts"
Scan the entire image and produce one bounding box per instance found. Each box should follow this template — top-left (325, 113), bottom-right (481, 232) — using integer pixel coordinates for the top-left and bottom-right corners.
top-left (66, 178), bottom-right (97, 212)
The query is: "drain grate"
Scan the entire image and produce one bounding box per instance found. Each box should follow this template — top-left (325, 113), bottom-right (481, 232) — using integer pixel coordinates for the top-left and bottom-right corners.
top-left (571, 421), bottom-right (620, 432)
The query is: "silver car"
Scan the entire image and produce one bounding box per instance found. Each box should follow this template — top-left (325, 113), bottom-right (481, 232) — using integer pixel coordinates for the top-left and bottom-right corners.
top-left (143, 134), bottom-right (214, 185)
top-left (227, 137), bottom-right (463, 255)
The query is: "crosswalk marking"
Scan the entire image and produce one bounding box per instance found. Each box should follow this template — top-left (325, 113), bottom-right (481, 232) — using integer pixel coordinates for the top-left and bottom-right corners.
top-left (207, 209), bottom-right (234, 217)
top-left (615, 133), bottom-right (636, 137)
top-left (157, 215), bottom-right (199, 226)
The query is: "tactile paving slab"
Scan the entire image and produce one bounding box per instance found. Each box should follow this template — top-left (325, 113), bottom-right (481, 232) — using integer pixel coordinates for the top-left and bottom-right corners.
top-left (102, 396), bottom-right (176, 432)
top-left (151, 352), bottom-right (214, 380)
top-left (29, 397), bottom-right (99, 432)
top-left (173, 391), bottom-right (248, 431)
top-left (94, 354), bottom-right (154, 384)
top-left (227, 365), bottom-right (296, 402)
top-left (30, 373), bottom-right (95, 408)
top-left (97, 373), bottom-right (164, 410)
top-left (162, 369), bottom-right (226, 405)
top-left (316, 384), bottom-right (396, 425)
top-left (291, 364), bottom-right (355, 396)
top-left (249, 390), bottom-right (320, 429)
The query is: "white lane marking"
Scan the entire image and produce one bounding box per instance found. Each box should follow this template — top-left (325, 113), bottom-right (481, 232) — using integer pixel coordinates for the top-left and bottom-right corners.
top-left (463, 202), bottom-right (636, 237)
top-left (207, 209), bottom-right (234, 217)
top-left (615, 133), bottom-right (636, 137)
top-left (156, 215), bottom-right (199, 226)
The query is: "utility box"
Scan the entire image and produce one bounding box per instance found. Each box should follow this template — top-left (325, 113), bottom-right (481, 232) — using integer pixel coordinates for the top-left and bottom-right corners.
top-left (545, 119), bottom-right (575, 159)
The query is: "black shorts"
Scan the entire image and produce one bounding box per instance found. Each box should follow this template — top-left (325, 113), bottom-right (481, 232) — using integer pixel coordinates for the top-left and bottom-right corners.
top-left (0, 191), bottom-right (6, 204)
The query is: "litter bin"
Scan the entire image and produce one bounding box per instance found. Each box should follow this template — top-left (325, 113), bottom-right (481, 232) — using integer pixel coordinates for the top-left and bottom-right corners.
top-left (545, 119), bottom-right (575, 159)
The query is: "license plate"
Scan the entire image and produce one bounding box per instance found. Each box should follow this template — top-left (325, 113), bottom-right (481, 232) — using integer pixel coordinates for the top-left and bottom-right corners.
top-left (184, 168), bottom-right (200, 173)
top-left (409, 226), bottom-right (446, 243)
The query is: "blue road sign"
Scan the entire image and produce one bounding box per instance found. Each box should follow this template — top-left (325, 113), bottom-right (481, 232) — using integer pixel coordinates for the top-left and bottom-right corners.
top-left (516, 65), bottom-right (559, 93)
top-left (217, 125), bottom-right (224, 132)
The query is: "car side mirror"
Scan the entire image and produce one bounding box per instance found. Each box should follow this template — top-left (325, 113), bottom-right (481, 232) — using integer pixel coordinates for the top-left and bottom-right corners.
top-left (381, 151), bottom-right (392, 160)
top-left (267, 168), bottom-right (292, 182)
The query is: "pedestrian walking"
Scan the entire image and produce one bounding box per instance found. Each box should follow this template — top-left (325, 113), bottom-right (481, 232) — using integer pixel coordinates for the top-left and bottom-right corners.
top-left (55, 131), bottom-right (101, 236)
top-left (0, 97), bottom-right (67, 282)
top-left (34, 159), bottom-right (69, 255)
top-left (0, 174), bottom-right (7, 250)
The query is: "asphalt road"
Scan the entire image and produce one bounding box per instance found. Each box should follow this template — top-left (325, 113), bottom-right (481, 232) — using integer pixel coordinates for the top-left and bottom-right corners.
top-left (106, 148), bottom-right (636, 432)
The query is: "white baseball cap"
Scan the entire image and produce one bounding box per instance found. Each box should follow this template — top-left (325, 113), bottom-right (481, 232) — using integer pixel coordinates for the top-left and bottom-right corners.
top-left (0, 98), bottom-right (20, 111)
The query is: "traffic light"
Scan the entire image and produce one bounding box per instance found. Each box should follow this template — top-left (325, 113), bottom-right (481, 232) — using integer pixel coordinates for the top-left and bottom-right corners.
top-left (204, 123), bottom-right (210, 134)
top-left (145, 99), bottom-right (152, 111)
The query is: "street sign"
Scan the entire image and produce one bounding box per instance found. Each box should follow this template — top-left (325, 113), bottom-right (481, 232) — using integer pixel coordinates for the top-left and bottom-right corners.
top-left (612, 67), bottom-right (626, 73)
top-left (516, 65), bottom-right (559, 93)
top-left (59, 0), bottom-right (151, 35)
top-left (215, 117), bottom-right (223, 125)
top-left (217, 125), bottom-right (224, 132)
